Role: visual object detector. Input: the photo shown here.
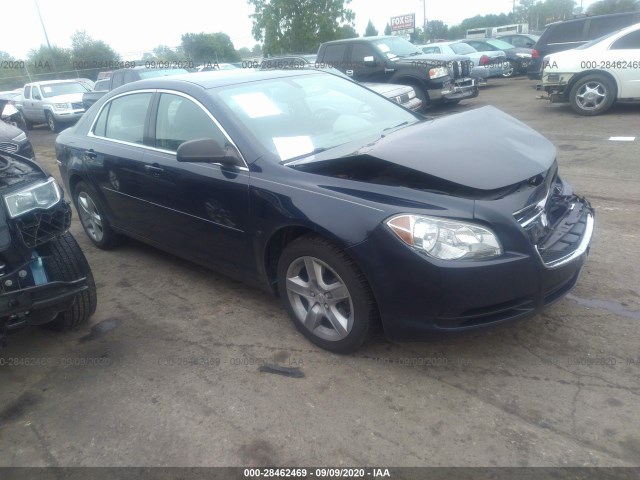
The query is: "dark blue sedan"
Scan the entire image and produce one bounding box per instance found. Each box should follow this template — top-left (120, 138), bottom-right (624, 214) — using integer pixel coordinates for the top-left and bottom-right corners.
top-left (55, 69), bottom-right (594, 353)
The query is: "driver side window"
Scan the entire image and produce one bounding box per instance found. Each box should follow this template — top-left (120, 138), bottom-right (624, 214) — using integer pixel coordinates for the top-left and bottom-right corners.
top-left (155, 93), bottom-right (227, 152)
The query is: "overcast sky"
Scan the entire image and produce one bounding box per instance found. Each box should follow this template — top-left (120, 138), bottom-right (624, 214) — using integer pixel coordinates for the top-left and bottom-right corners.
top-left (7, 0), bottom-right (596, 59)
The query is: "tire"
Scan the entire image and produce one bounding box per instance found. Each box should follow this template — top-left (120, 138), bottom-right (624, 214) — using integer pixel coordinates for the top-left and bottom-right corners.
top-left (74, 181), bottom-right (120, 249)
top-left (277, 235), bottom-right (378, 353)
top-left (502, 60), bottom-right (516, 78)
top-left (569, 74), bottom-right (616, 116)
top-left (45, 111), bottom-right (59, 132)
top-left (39, 232), bottom-right (97, 331)
top-left (400, 82), bottom-right (428, 112)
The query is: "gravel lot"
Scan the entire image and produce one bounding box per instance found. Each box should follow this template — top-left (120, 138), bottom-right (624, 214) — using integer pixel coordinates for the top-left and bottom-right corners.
top-left (1, 77), bottom-right (639, 468)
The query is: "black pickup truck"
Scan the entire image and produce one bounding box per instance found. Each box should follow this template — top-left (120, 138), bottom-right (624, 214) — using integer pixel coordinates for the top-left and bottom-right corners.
top-left (82, 66), bottom-right (188, 110)
top-left (316, 36), bottom-right (477, 109)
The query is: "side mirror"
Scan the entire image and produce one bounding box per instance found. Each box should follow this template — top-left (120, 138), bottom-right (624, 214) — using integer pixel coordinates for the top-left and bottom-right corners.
top-left (176, 138), bottom-right (244, 167)
top-left (363, 56), bottom-right (377, 67)
top-left (33, 94), bottom-right (42, 100)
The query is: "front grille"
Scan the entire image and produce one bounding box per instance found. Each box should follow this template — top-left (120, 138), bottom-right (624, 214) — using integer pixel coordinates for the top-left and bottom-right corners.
top-left (461, 60), bottom-right (471, 77)
top-left (0, 142), bottom-right (19, 154)
top-left (71, 102), bottom-right (84, 110)
top-left (451, 61), bottom-right (460, 79)
top-left (514, 174), bottom-right (594, 268)
top-left (14, 203), bottom-right (71, 248)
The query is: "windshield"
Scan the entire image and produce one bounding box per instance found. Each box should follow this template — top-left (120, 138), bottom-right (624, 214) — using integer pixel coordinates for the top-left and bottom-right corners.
top-left (138, 68), bottom-right (188, 79)
top-left (372, 37), bottom-right (422, 59)
top-left (486, 39), bottom-right (516, 49)
top-left (40, 82), bottom-right (89, 97)
top-left (450, 43), bottom-right (477, 55)
top-left (214, 73), bottom-right (419, 161)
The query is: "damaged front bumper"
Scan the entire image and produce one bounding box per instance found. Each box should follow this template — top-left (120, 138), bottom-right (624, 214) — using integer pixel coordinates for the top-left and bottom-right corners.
top-left (541, 73), bottom-right (577, 102)
top-left (442, 77), bottom-right (478, 101)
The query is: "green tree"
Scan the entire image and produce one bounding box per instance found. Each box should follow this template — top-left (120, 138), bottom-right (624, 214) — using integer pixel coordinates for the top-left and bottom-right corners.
top-left (237, 47), bottom-right (252, 58)
top-left (251, 44), bottom-right (263, 56)
top-left (248, 0), bottom-right (355, 55)
top-left (426, 20), bottom-right (448, 41)
top-left (587, 0), bottom-right (639, 14)
top-left (26, 45), bottom-right (73, 81)
top-left (337, 24), bottom-right (358, 39)
top-left (384, 23), bottom-right (392, 35)
top-left (364, 20), bottom-right (378, 37)
top-left (181, 32), bottom-right (241, 63)
top-left (71, 30), bottom-right (119, 79)
top-left (152, 45), bottom-right (184, 62)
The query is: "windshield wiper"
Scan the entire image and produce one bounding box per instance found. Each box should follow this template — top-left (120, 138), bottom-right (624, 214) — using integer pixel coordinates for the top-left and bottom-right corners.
top-left (282, 147), bottom-right (329, 163)
top-left (381, 121), bottom-right (410, 137)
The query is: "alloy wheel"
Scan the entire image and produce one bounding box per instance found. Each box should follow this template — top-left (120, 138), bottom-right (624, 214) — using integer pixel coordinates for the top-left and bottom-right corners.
top-left (77, 192), bottom-right (104, 242)
top-left (575, 81), bottom-right (607, 111)
top-left (285, 256), bottom-right (354, 341)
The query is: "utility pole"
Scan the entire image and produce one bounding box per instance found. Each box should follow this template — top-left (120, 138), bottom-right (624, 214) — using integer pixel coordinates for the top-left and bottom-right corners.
top-left (423, 0), bottom-right (427, 43)
top-left (34, 0), bottom-right (58, 78)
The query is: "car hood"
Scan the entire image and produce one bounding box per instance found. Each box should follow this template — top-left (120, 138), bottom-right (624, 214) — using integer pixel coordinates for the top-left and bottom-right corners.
top-left (356, 106), bottom-right (556, 190)
top-left (45, 93), bottom-right (84, 103)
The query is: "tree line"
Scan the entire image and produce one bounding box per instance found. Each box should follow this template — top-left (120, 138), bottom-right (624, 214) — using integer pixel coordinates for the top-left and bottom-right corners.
top-left (1, 0), bottom-right (637, 90)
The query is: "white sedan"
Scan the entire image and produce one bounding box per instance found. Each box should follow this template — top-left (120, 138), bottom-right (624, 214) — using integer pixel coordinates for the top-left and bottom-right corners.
top-left (542, 22), bottom-right (640, 115)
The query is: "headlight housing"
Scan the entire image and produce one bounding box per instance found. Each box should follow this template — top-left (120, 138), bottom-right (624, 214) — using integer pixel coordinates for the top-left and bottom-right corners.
top-left (428, 66), bottom-right (448, 79)
top-left (387, 214), bottom-right (502, 260)
top-left (11, 131), bottom-right (27, 143)
top-left (3, 178), bottom-right (62, 218)
top-left (53, 103), bottom-right (69, 110)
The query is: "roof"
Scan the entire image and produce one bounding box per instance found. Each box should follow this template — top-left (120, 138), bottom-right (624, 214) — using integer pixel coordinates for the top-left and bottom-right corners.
top-left (26, 79), bottom-right (87, 86)
top-left (321, 35), bottom-right (395, 45)
top-left (120, 68), bottom-right (329, 91)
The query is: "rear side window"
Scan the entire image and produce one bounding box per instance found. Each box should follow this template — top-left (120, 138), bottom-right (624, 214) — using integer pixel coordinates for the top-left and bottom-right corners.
top-left (154, 93), bottom-right (226, 152)
top-left (95, 92), bottom-right (152, 144)
top-left (321, 44), bottom-right (347, 66)
top-left (423, 46), bottom-right (441, 54)
top-left (588, 16), bottom-right (628, 40)
top-left (611, 29), bottom-right (640, 49)
top-left (23, 86), bottom-right (31, 100)
top-left (546, 21), bottom-right (584, 44)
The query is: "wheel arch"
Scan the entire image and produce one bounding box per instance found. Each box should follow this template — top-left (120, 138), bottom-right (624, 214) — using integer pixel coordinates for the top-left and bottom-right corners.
top-left (566, 70), bottom-right (619, 100)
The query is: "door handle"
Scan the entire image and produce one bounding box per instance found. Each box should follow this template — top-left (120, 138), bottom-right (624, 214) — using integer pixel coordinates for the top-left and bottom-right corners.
top-left (84, 149), bottom-right (97, 159)
top-left (144, 164), bottom-right (164, 177)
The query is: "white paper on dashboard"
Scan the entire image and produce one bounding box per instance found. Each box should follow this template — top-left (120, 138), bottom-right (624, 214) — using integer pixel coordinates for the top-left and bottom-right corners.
top-left (273, 136), bottom-right (314, 161)
top-left (232, 92), bottom-right (282, 118)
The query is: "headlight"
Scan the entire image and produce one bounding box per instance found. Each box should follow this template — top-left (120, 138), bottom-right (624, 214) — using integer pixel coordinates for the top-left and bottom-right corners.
top-left (54, 103), bottom-right (69, 110)
top-left (386, 214), bottom-right (502, 260)
top-left (516, 53), bottom-right (532, 58)
top-left (428, 67), bottom-right (448, 79)
top-left (11, 132), bottom-right (27, 143)
top-left (3, 178), bottom-right (61, 218)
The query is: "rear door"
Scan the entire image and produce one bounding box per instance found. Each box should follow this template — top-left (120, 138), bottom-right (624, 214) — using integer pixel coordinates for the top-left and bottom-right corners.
top-left (85, 91), bottom-right (155, 235)
top-left (608, 28), bottom-right (640, 98)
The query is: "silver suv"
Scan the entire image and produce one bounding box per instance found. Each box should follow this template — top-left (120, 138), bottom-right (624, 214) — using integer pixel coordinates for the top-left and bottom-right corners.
top-left (20, 80), bottom-right (89, 132)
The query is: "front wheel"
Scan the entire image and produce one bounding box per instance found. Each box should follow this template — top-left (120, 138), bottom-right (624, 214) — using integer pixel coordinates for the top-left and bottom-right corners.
top-left (39, 232), bottom-right (97, 331)
top-left (569, 74), bottom-right (616, 116)
top-left (45, 111), bottom-right (59, 132)
top-left (277, 235), bottom-right (378, 353)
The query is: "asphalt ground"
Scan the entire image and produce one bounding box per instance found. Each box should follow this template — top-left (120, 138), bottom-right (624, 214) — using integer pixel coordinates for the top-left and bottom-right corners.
top-left (1, 77), bottom-right (639, 468)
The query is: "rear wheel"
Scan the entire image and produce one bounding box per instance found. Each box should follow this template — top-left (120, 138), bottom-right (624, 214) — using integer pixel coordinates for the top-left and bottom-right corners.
top-left (569, 74), bottom-right (616, 116)
top-left (40, 232), bottom-right (97, 331)
top-left (502, 60), bottom-right (516, 78)
top-left (74, 181), bottom-right (120, 249)
top-left (277, 235), bottom-right (377, 353)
